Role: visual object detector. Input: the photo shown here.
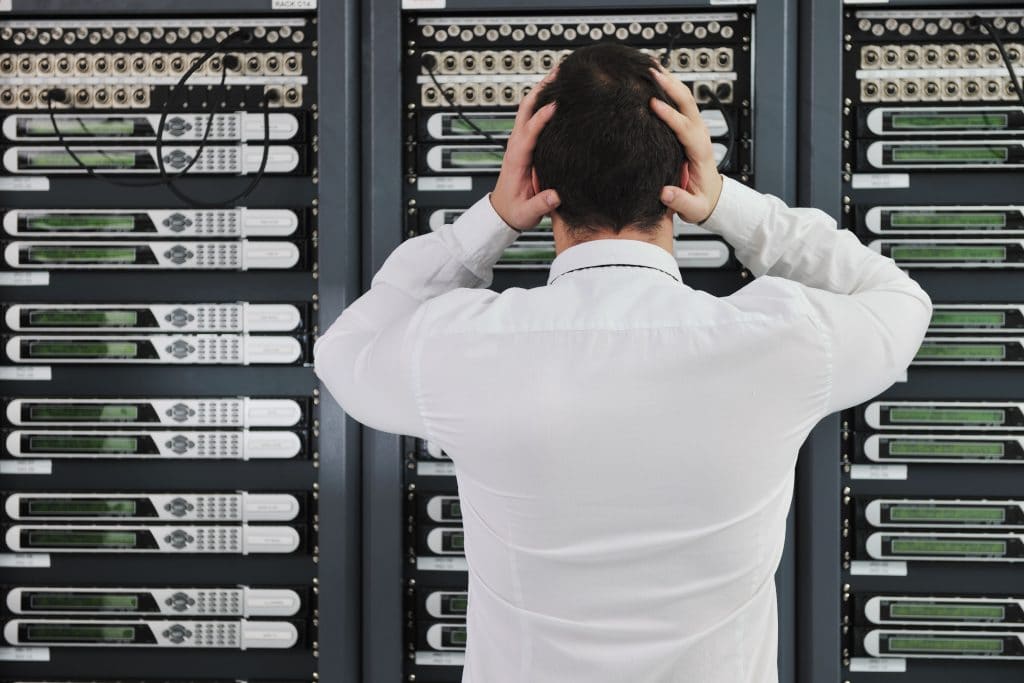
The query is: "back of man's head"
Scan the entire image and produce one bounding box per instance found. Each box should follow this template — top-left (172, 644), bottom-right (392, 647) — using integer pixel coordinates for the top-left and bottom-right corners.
top-left (532, 43), bottom-right (685, 235)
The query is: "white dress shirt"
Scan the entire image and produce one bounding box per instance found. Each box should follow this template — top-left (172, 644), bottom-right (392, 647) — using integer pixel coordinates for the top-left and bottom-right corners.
top-left (314, 178), bottom-right (932, 683)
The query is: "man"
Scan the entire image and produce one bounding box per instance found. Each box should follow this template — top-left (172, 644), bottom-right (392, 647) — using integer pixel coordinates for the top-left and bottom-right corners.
top-left (315, 44), bottom-right (930, 683)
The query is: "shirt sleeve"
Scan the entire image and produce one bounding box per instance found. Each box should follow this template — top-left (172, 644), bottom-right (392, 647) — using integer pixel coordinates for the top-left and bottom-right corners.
top-left (313, 194), bottom-right (520, 437)
top-left (703, 177), bottom-right (933, 415)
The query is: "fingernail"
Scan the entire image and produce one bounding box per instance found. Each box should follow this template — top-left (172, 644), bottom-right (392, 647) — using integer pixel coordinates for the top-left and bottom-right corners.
top-left (546, 192), bottom-right (560, 207)
top-left (661, 188), bottom-right (675, 203)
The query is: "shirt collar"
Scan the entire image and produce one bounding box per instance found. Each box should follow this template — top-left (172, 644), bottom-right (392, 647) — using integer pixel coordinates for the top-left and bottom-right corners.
top-left (546, 238), bottom-right (683, 285)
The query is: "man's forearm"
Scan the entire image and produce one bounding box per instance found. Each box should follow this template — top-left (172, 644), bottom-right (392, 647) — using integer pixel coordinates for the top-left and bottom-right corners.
top-left (701, 177), bottom-right (927, 301)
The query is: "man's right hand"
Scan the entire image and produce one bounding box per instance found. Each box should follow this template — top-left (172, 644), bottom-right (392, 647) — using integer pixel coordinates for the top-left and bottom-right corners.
top-left (648, 66), bottom-right (724, 225)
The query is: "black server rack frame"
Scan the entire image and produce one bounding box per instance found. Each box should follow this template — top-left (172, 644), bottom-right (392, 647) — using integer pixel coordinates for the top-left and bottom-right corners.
top-left (0, 1), bottom-right (360, 682)
top-left (802, 1), bottom-right (1024, 682)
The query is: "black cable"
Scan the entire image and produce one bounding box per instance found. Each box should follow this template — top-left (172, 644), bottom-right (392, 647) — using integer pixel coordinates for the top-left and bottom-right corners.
top-left (969, 15), bottom-right (1024, 108)
top-left (697, 84), bottom-right (735, 172)
top-left (421, 53), bottom-right (506, 150)
top-left (43, 28), bottom-right (272, 204)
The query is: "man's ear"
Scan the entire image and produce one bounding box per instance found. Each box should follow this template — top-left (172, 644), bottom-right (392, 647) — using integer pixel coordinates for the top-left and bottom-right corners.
top-left (679, 162), bottom-right (691, 191)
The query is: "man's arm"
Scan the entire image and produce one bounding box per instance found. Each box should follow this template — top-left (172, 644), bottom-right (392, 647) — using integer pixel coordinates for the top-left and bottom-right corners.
top-left (313, 198), bottom-right (520, 437)
top-left (701, 179), bottom-right (932, 414)
top-left (314, 72), bottom-right (561, 436)
top-left (649, 67), bottom-right (931, 415)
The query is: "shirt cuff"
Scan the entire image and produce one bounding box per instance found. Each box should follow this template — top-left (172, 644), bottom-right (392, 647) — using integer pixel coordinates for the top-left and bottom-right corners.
top-left (697, 176), bottom-right (771, 250)
top-left (443, 193), bottom-right (521, 272)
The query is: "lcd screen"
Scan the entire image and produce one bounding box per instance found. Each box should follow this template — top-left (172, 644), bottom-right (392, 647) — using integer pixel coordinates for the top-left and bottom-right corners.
top-left (889, 538), bottom-right (1007, 555)
top-left (28, 341), bottom-right (140, 358)
top-left (26, 214), bottom-right (136, 231)
top-left (28, 310), bottom-right (139, 327)
top-left (889, 602), bottom-right (1005, 620)
top-left (29, 404), bottom-right (139, 422)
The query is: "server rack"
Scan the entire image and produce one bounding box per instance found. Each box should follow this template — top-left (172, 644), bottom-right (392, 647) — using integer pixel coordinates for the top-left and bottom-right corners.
top-left (0, 1), bottom-right (360, 682)
top-left (361, 1), bottom-right (800, 681)
top-left (802, 1), bottom-right (1024, 682)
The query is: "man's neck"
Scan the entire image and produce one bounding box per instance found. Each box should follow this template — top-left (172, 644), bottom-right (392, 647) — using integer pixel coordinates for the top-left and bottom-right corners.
top-left (553, 216), bottom-right (675, 257)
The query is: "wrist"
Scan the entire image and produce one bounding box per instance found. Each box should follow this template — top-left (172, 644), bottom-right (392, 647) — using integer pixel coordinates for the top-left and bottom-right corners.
top-left (697, 173), bottom-right (725, 225)
top-left (488, 192), bottom-right (520, 233)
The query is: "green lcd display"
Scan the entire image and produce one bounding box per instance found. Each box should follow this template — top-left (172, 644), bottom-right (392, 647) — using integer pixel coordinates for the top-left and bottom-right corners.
top-left (28, 310), bottom-right (139, 327)
top-left (29, 435), bottom-right (139, 452)
top-left (27, 530), bottom-right (138, 547)
top-left (26, 246), bottom-right (138, 263)
top-left (890, 113), bottom-right (1009, 130)
top-left (449, 628), bottom-right (468, 645)
top-left (25, 624), bottom-right (136, 641)
top-left (889, 538), bottom-right (1007, 555)
top-left (889, 506), bottom-right (1006, 523)
top-left (450, 533), bottom-right (465, 551)
top-left (889, 408), bottom-right (1006, 425)
top-left (30, 593), bottom-right (140, 610)
top-left (915, 343), bottom-right (1006, 360)
top-left (25, 119), bottom-right (137, 136)
top-left (26, 214), bottom-right (136, 231)
top-left (448, 149), bottom-right (503, 167)
top-left (890, 212), bottom-right (1006, 229)
top-left (890, 246), bottom-right (1008, 261)
top-left (449, 501), bottom-right (462, 518)
top-left (931, 311), bottom-right (1007, 327)
top-left (886, 636), bottom-right (1004, 653)
top-left (28, 499), bottom-right (137, 515)
top-left (889, 441), bottom-right (1005, 457)
top-left (501, 247), bottom-right (556, 262)
top-left (889, 602), bottom-right (1005, 620)
top-left (25, 151), bottom-right (139, 168)
top-left (448, 595), bottom-right (468, 613)
top-left (451, 117), bottom-right (515, 135)
top-left (28, 341), bottom-right (139, 358)
top-left (890, 146), bottom-right (1008, 163)
top-left (29, 404), bottom-right (139, 422)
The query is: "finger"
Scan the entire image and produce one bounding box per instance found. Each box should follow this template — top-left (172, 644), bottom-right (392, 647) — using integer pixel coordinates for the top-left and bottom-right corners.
top-left (506, 101), bottom-right (555, 168)
top-left (659, 185), bottom-right (704, 220)
top-left (649, 67), bottom-right (701, 122)
top-left (517, 189), bottom-right (561, 228)
top-left (650, 97), bottom-right (705, 152)
top-left (514, 64), bottom-right (560, 131)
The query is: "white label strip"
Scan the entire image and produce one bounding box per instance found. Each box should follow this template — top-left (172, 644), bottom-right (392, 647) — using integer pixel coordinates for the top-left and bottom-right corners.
top-left (857, 9), bottom-right (1024, 20)
top-left (404, 0), bottom-right (446, 8)
top-left (0, 176), bottom-right (49, 191)
top-left (849, 657), bottom-right (907, 672)
top-left (0, 366), bottom-right (52, 381)
top-left (0, 17), bottom-right (307, 29)
top-left (418, 176), bottom-right (472, 192)
top-left (417, 557), bottom-right (468, 572)
top-left (0, 0), bottom-right (10, 11)
top-left (845, 0), bottom-right (889, 5)
top-left (8, 76), bottom-right (308, 86)
top-left (857, 67), bottom-right (1024, 80)
top-left (0, 460), bottom-right (53, 475)
top-left (852, 174), bottom-right (909, 190)
top-left (273, 0), bottom-right (317, 8)
top-left (851, 464), bottom-right (908, 480)
top-left (0, 647), bottom-right (50, 662)
top-left (710, 0), bottom-right (755, 5)
top-left (850, 560), bottom-right (908, 577)
top-left (418, 462), bottom-right (456, 476)
top-left (0, 553), bottom-right (51, 568)
top-left (418, 13), bottom-right (740, 25)
top-left (417, 72), bottom-right (736, 85)
top-left (0, 272), bottom-right (49, 286)
top-left (415, 651), bottom-right (466, 666)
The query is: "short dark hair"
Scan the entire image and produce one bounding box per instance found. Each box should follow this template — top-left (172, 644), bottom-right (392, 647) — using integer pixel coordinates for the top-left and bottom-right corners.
top-left (532, 43), bottom-right (685, 234)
